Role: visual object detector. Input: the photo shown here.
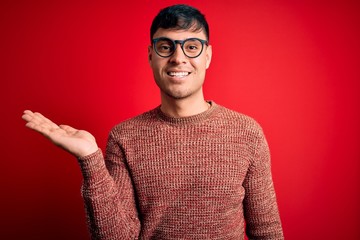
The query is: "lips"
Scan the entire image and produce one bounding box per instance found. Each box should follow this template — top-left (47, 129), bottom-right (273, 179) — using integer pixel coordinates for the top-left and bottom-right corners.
top-left (167, 71), bottom-right (190, 77)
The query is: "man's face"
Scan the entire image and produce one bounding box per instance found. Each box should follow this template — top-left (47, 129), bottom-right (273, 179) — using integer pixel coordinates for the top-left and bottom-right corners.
top-left (148, 28), bottom-right (212, 100)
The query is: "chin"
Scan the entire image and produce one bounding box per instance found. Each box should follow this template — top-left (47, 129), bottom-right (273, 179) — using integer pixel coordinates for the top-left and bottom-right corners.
top-left (166, 92), bottom-right (190, 100)
top-left (163, 89), bottom-right (192, 100)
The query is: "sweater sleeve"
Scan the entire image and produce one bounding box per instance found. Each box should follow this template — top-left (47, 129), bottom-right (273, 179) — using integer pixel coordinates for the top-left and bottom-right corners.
top-left (243, 127), bottom-right (284, 239)
top-left (78, 132), bottom-right (141, 240)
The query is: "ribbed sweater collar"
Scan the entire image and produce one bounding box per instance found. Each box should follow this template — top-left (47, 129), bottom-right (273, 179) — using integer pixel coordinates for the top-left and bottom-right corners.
top-left (156, 100), bottom-right (218, 125)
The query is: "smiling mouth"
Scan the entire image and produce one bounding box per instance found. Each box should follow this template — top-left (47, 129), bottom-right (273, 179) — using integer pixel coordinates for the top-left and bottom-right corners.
top-left (167, 72), bottom-right (190, 77)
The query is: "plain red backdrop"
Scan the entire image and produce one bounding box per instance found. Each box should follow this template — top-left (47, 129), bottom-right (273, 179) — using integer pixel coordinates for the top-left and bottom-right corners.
top-left (1, 0), bottom-right (359, 239)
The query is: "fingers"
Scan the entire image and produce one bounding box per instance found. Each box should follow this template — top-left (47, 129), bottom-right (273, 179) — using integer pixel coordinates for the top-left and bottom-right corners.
top-left (22, 110), bottom-right (60, 135)
top-left (22, 110), bottom-right (34, 122)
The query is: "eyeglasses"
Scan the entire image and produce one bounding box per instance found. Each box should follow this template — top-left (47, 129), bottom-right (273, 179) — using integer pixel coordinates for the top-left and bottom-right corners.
top-left (152, 37), bottom-right (209, 58)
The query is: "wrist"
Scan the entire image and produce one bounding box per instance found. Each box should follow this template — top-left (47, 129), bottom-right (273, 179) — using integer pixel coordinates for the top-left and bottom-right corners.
top-left (78, 145), bottom-right (99, 158)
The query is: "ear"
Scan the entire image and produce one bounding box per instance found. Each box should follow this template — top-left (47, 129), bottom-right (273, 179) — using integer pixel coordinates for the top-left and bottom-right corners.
top-left (205, 45), bottom-right (212, 69)
top-left (148, 45), bottom-right (153, 64)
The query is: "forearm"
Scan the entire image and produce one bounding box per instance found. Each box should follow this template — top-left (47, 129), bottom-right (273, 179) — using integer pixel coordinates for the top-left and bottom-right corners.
top-left (244, 176), bottom-right (283, 239)
top-left (78, 150), bottom-right (140, 240)
top-left (244, 129), bottom-right (284, 239)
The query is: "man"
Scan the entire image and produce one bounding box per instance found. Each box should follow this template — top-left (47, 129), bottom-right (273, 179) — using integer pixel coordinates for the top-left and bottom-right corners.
top-left (22, 4), bottom-right (284, 240)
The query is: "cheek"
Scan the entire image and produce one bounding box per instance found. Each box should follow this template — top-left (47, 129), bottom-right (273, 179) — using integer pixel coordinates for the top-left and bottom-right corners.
top-left (193, 59), bottom-right (208, 72)
top-left (150, 61), bottom-right (166, 81)
top-left (150, 61), bottom-right (160, 75)
top-left (151, 58), bottom-right (166, 71)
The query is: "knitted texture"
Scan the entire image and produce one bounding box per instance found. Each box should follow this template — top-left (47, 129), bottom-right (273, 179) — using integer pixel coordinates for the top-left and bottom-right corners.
top-left (79, 101), bottom-right (284, 239)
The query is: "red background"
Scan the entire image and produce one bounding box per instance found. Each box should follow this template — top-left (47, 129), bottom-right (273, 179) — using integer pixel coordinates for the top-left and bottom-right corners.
top-left (1, 0), bottom-right (359, 239)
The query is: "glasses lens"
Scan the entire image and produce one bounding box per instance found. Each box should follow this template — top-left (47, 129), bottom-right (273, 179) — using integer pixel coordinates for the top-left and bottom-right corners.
top-left (155, 38), bottom-right (174, 57)
top-left (183, 39), bottom-right (203, 58)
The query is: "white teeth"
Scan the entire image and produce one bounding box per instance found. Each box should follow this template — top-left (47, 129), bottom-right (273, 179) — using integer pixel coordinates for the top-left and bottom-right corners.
top-left (168, 72), bottom-right (189, 77)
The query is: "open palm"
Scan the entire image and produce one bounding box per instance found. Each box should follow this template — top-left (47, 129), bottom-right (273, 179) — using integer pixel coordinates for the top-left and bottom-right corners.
top-left (22, 110), bottom-right (98, 157)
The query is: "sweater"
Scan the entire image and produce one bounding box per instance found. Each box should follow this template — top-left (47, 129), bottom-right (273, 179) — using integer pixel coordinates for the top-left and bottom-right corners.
top-left (78, 101), bottom-right (284, 240)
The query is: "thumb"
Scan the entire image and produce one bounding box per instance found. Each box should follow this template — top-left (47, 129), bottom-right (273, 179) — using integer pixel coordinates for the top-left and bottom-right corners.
top-left (59, 125), bottom-right (78, 133)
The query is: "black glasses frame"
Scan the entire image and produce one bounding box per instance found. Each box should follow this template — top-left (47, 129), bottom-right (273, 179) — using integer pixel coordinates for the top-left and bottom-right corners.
top-left (152, 37), bottom-right (209, 58)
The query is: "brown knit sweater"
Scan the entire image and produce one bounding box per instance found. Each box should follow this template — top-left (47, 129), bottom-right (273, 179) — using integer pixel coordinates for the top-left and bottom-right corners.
top-left (78, 101), bottom-right (284, 240)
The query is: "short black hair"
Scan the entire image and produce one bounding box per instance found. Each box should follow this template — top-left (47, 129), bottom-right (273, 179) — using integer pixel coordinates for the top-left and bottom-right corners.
top-left (150, 4), bottom-right (209, 42)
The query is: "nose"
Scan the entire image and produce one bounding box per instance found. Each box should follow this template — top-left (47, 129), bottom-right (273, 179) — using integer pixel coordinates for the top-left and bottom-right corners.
top-left (169, 43), bottom-right (187, 64)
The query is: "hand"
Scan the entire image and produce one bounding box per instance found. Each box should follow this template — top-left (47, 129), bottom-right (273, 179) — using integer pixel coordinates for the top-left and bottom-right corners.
top-left (22, 110), bottom-right (99, 158)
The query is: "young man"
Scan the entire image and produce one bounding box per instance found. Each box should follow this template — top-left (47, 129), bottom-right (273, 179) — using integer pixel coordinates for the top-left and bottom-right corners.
top-left (22, 4), bottom-right (284, 240)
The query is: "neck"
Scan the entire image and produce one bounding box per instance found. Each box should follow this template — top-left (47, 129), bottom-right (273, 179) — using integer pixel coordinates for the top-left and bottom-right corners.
top-left (160, 94), bottom-right (210, 118)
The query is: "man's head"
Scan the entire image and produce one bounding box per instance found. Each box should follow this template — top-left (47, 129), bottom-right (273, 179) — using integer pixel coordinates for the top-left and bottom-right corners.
top-left (148, 4), bottom-right (212, 102)
top-left (150, 4), bottom-right (209, 42)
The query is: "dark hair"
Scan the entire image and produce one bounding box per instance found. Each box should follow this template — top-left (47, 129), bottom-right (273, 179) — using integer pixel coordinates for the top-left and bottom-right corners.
top-left (150, 4), bottom-right (209, 42)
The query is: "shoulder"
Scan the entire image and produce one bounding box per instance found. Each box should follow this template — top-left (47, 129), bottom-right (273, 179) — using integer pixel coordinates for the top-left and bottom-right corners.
top-left (214, 104), bottom-right (269, 158)
top-left (109, 107), bottom-right (160, 138)
top-left (214, 103), bottom-right (264, 136)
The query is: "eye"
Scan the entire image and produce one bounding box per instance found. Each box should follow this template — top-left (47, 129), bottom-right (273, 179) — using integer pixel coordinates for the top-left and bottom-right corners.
top-left (184, 39), bottom-right (202, 53)
top-left (187, 45), bottom-right (198, 50)
top-left (159, 44), bottom-right (171, 51)
top-left (155, 39), bottom-right (174, 53)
